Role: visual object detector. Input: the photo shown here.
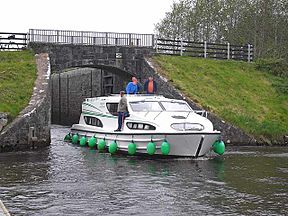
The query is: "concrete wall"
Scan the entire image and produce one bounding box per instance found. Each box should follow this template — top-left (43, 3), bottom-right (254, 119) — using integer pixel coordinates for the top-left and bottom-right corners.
top-left (0, 53), bottom-right (51, 152)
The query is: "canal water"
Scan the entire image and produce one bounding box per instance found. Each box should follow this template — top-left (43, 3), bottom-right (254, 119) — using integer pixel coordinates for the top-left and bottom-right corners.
top-left (0, 125), bottom-right (287, 216)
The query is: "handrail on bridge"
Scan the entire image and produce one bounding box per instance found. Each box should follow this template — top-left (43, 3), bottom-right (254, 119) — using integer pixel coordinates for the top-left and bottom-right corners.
top-left (29, 29), bottom-right (155, 47)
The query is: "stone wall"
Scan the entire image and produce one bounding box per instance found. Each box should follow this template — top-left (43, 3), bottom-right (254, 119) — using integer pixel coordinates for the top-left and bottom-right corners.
top-left (29, 43), bottom-right (153, 75)
top-left (0, 53), bottom-right (51, 152)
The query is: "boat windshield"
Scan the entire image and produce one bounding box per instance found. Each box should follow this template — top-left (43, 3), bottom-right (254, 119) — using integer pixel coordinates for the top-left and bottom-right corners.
top-left (129, 101), bottom-right (163, 112)
top-left (161, 101), bottom-right (192, 111)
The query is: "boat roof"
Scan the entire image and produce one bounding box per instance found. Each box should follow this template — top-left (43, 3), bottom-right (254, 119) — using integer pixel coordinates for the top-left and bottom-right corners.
top-left (84, 94), bottom-right (187, 103)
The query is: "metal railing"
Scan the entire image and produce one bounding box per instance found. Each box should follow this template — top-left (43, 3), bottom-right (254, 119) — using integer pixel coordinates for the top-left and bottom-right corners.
top-left (156, 38), bottom-right (253, 62)
top-left (29, 29), bottom-right (155, 47)
top-left (0, 32), bottom-right (28, 50)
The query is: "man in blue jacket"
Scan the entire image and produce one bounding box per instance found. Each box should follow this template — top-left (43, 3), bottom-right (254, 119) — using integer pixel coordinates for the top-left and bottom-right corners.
top-left (126, 77), bottom-right (139, 94)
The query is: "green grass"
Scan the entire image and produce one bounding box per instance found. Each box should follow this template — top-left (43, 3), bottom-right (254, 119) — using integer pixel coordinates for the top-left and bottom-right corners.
top-left (0, 50), bottom-right (36, 119)
top-left (153, 55), bottom-right (288, 139)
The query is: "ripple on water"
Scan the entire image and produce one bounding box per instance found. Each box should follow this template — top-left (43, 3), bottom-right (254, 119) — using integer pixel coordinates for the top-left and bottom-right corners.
top-left (0, 125), bottom-right (287, 216)
top-left (264, 152), bottom-right (288, 158)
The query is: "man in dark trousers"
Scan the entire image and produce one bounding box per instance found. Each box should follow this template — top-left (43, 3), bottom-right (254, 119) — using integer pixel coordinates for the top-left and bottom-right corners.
top-left (115, 91), bottom-right (129, 131)
top-left (144, 76), bottom-right (157, 94)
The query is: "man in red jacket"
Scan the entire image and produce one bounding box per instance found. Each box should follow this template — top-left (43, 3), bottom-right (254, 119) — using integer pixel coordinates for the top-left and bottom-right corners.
top-left (144, 76), bottom-right (157, 94)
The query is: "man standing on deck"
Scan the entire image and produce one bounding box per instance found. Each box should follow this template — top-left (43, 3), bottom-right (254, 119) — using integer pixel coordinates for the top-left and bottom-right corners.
top-left (115, 91), bottom-right (129, 132)
top-left (126, 77), bottom-right (139, 94)
top-left (144, 76), bottom-right (157, 94)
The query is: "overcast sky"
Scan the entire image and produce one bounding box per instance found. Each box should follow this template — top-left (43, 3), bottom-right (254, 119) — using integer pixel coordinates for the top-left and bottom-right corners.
top-left (1, 0), bottom-right (175, 34)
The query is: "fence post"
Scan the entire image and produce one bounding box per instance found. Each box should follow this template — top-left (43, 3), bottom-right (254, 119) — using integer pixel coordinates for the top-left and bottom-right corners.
top-left (106, 33), bottom-right (108, 45)
top-left (227, 42), bottom-right (230, 60)
top-left (154, 35), bottom-right (158, 53)
top-left (56, 30), bottom-right (59, 43)
top-left (248, 44), bottom-right (251, 63)
top-left (204, 41), bottom-right (207, 58)
top-left (180, 38), bottom-right (183, 56)
top-left (152, 34), bottom-right (155, 48)
top-left (30, 29), bottom-right (34, 42)
top-left (129, 33), bottom-right (132, 46)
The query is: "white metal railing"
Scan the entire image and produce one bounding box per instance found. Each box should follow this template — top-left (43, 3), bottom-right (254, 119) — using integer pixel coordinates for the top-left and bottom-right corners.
top-left (29, 29), bottom-right (154, 47)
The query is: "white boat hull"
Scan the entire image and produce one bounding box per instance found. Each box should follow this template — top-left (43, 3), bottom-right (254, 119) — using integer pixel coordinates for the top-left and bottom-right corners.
top-left (70, 124), bottom-right (221, 157)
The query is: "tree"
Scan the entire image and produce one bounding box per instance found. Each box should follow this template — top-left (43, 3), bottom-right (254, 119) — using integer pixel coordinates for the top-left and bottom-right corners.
top-left (155, 0), bottom-right (288, 59)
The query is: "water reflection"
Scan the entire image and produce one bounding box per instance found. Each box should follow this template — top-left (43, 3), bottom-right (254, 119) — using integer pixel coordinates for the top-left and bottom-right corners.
top-left (0, 126), bottom-right (287, 216)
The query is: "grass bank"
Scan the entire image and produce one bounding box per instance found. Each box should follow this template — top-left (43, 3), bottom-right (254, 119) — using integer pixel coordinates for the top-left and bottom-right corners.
top-left (0, 50), bottom-right (36, 120)
top-left (153, 55), bottom-right (288, 140)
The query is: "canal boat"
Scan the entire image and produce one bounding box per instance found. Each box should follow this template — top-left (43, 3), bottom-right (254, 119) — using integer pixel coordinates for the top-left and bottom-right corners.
top-left (65, 94), bottom-right (225, 157)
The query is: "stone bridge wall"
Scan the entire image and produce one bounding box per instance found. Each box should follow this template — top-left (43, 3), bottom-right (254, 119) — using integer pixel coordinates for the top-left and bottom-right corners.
top-left (29, 43), bottom-right (154, 75)
top-left (0, 54), bottom-right (51, 152)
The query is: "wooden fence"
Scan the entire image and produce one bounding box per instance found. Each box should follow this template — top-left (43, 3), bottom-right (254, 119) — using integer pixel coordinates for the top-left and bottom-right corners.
top-left (0, 32), bottom-right (28, 50)
top-left (156, 38), bottom-right (253, 62)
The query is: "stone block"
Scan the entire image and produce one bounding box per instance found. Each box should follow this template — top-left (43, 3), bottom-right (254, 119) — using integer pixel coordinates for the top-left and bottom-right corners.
top-left (0, 113), bottom-right (8, 132)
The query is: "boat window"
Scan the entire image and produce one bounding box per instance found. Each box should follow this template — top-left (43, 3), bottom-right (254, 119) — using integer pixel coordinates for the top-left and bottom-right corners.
top-left (126, 122), bottom-right (156, 130)
top-left (106, 103), bottom-right (118, 116)
top-left (84, 116), bottom-right (103, 127)
top-left (161, 101), bottom-right (191, 111)
top-left (171, 123), bottom-right (204, 131)
top-left (129, 101), bottom-right (163, 112)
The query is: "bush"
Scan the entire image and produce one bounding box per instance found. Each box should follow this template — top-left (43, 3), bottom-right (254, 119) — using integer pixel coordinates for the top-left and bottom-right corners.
top-left (271, 77), bottom-right (288, 95)
top-left (255, 58), bottom-right (288, 77)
